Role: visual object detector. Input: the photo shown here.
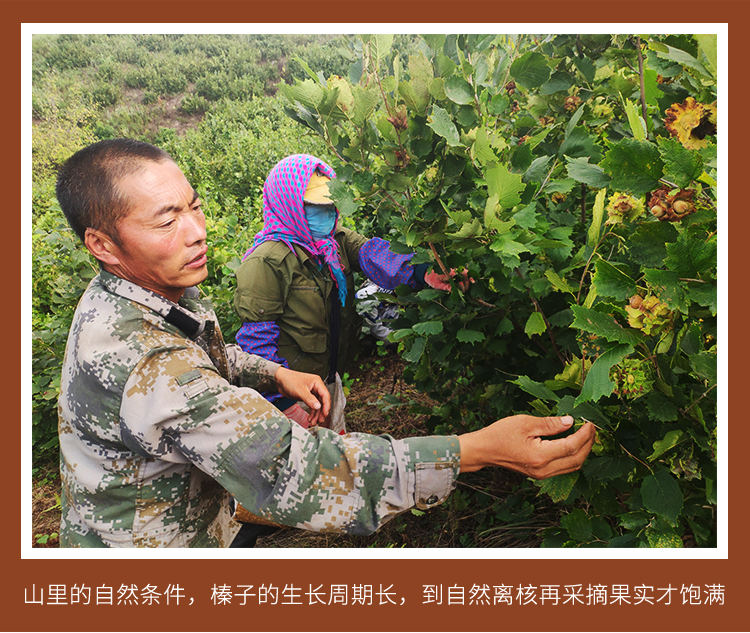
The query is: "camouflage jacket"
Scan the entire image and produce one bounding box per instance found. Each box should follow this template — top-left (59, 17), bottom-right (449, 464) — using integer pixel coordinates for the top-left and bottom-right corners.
top-left (58, 270), bottom-right (460, 547)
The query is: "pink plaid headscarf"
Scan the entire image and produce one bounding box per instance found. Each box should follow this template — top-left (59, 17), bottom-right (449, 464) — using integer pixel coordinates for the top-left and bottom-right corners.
top-left (244, 154), bottom-right (347, 306)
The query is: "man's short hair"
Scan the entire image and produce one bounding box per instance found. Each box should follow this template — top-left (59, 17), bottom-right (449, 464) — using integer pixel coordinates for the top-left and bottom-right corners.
top-left (55, 138), bottom-right (175, 245)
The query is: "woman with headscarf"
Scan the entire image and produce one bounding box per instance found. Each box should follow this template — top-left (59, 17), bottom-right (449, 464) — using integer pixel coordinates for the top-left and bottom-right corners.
top-left (233, 154), bottom-right (460, 433)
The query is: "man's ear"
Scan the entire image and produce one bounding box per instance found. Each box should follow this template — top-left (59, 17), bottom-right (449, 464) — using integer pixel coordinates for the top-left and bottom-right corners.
top-left (84, 228), bottom-right (121, 266)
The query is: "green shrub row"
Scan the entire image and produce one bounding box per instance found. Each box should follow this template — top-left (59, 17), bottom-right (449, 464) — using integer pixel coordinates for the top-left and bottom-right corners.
top-left (281, 33), bottom-right (719, 548)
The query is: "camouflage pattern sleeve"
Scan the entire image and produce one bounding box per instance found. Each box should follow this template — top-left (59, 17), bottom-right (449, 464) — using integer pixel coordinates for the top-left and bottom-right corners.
top-left (224, 343), bottom-right (280, 393)
top-left (121, 344), bottom-right (461, 534)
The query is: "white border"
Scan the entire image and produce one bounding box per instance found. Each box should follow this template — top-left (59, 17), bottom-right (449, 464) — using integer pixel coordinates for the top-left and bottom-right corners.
top-left (22, 23), bottom-right (728, 560)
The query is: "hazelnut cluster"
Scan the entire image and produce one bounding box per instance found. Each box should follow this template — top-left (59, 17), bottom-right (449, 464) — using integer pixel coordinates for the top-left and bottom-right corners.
top-left (610, 358), bottom-right (654, 399)
top-left (564, 94), bottom-right (582, 112)
top-left (606, 192), bottom-right (645, 225)
top-left (648, 186), bottom-right (696, 222)
top-left (626, 294), bottom-right (674, 336)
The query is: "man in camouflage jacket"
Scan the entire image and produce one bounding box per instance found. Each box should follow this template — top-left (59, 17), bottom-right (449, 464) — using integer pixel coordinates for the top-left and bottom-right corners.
top-left (55, 139), bottom-right (596, 548)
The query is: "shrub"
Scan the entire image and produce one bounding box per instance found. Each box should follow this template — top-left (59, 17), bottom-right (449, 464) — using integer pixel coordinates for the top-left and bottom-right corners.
top-left (179, 93), bottom-right (210, 115)
top-left (45, 34), bottom-right (91, 70)
top-left (91, 82), bottom-right (122, 107)
top-left (283, 33), bottom-right (719, 547)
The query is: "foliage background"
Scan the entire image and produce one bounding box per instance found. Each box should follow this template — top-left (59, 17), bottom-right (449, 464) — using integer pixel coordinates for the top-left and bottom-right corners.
top-left (31, 32), bottom-right (719, 548)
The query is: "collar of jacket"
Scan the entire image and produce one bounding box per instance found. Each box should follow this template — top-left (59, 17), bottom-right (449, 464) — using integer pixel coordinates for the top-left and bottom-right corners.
top-left (98, 270), bottom-right (207, 339)
top-left (294, 228), bottom-right (348, 270)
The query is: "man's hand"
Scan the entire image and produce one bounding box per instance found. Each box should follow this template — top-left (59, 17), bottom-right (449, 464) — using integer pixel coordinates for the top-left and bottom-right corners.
top-left (424, 268), bottom-right (474, 292)
top-left (458, 415), bottom-right (596, 479)
top-left (274, 367), bottom-right (331, 427)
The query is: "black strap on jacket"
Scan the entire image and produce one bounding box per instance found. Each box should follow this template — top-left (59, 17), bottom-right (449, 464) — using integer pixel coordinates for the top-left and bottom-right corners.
top-left (165, 306), bottom-right (205, 339)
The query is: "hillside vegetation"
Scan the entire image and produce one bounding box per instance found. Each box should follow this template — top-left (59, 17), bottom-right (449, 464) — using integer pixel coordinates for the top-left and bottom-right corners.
top-left (31, 33), bottom-right (718, 549)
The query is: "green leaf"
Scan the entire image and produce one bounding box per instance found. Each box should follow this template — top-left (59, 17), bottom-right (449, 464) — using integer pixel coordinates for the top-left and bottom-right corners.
top-left (390, 328), bottom-right (413, 342)
top-left (587, 188), bottom-right (607, 247)
top-left (544, 270), bottom-right (575, 296)
top-left (638, 67), bottom-right (662, 106)
top-left (658, 137), bottom-right (704, 188)
top-left (510, 51), bottom-right (551, 89)
top-left (292, 56), bottom-right (326, 85)
top-left (643, 269), bottom-right (690, 314)
top-left (422, 34), bottom-right (447, 53)
top-left (573, 56), bottom-right (596, 84)
top-left (544, 179), bottom-right (576, 195)
top-left (485, 162), bottom-right (525, 209)
top-left (403, 336), bottom-right (426, 363)
top-left (583, 455), bottom-right (635, 481)
top-left (644, 391), bottom-right (680, 422)
top-left (538, 471), bottom-right (579, 502)
top-left (649, 41), bottom-right (712, 79)
top-left (564, 105), bottom-right (585, 139)
top-left (559, 127), bottom-right (603, 162)
top-left (646, 521), bottom-right (683, 548)
top-left (512, 375), bottom-right (561, 402)
top-left (471, 126), bottom-right (498, 167)
top-left (283, 103), bottom-right (325, 136)
top-left (624, 99), bottom-right (646, 141)
top-left (512, 203), bottom-right (538, 229)
top-left (694, 34), bottom-right (718, 78)
top-left (282, 78), bottom-right (325, 110)
top-left (592, 259), bottom-right (637, 300)
top-left (561, 508), bottom-right (592, 542)
top-left (570, 305), bottom-right (643, 345)
top-left (489, 92), bottom-right (509, 115)
top-left (428, 105), bottom-right (461, 146)
top-left (687, 281), bottom-right (717, 315)
top-left (447, 217), bottom-right (482, 239)
top-left (576, 343), bottom-right (633, 404)
top-left (367, 34), bottom-right (394, 65)
top-left (566, 156), bottom-right (611, 189)
top-left (627, 222), bottom-right (679, 268)
top-left (641, 470), bottom-right (684, 525)
top-left (664, 234), bottom-right (717, 279)
top-left (649, 429), bottom-right (685, 461)
top-left (618, 512), bottom-right (649, 530)
top-left (511, 143), bottom-right (533, 172)
top-left (689, 352), bottom-right (717, 385)
top-left (556, 396), bottom-right (607, 425)
top-left (456, 329), bottom-right (485, 344)
top-left (444, 75), bottom-right (474, 105)
top-left (540, 70), bottom-right (575, 95)
top-left (327, 178), bottom-right (358, 216)
top-left (600, 138), bottom-right (664, 196)
top-left (483, 194), bottom-right (502, 231)
top-left (412, 321), bottom-right (444, 336)
top-left (351, 83), bottom-right (382, 127)
top-left (400, 56), bottom-right (432, 115)
top-left (489, 236), bottom-right (530, 267)
top-left (524, 312), bottom-right (546, 337)
top-left (646, 516), bottom-right (684, 548)
top-left (523, 155), bottom-right (553, 184)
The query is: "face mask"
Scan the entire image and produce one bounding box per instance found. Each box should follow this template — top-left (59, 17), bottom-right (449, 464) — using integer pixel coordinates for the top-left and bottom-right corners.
top-left (305, 203), bottom-right (337, 240)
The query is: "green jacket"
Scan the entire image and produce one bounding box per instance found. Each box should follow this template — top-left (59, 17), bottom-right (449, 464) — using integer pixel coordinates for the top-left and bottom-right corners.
top-left (234, 226), bottom-right (369, 380)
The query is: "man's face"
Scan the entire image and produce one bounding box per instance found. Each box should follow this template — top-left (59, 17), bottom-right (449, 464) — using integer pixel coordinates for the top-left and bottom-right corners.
top-left (105, 160), bottom-right (208, 303)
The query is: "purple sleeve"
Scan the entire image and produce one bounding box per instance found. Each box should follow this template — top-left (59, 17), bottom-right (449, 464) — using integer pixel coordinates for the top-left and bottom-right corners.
top-left (235, 321), bottom-right (288, 403)
top-left (358, 237), bottom-right (423, 290)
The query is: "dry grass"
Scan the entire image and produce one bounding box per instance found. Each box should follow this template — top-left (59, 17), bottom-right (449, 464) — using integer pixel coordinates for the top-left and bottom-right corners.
top-left (31, 463), bottom-right (61, 548)
top-left (31, 339), bottom-right (557, 549)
